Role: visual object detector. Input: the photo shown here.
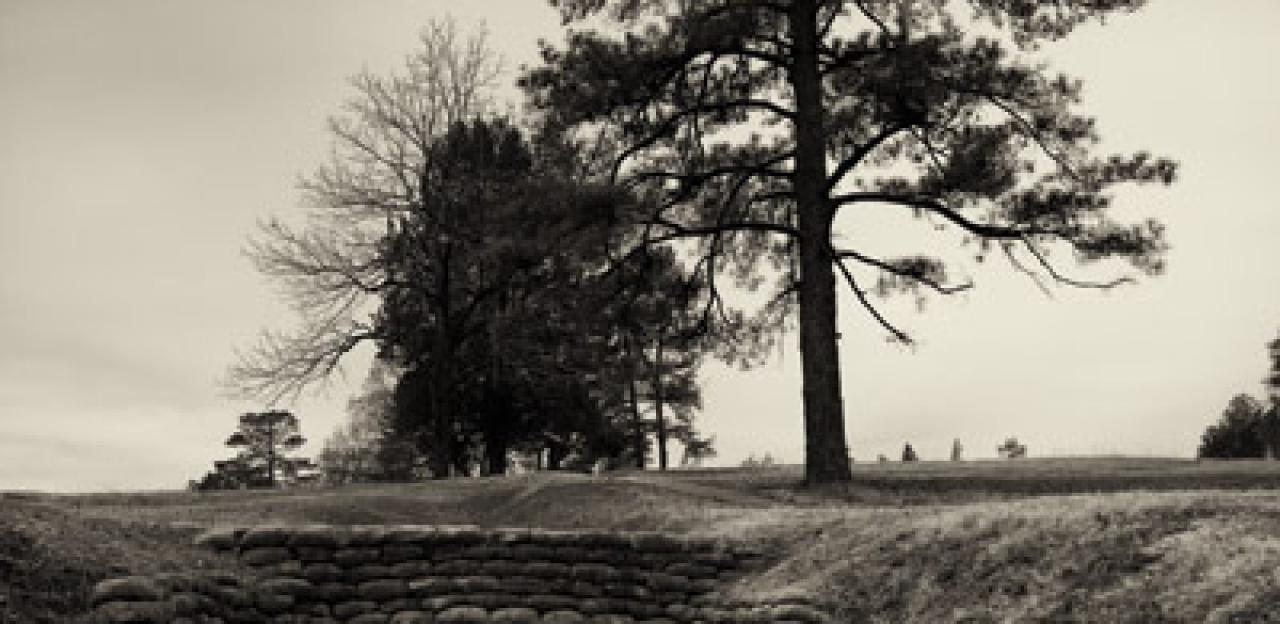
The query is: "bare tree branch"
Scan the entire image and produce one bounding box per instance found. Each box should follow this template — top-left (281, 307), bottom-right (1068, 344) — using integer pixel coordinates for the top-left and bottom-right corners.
top-left (229, 19), bottom-right (500, 401)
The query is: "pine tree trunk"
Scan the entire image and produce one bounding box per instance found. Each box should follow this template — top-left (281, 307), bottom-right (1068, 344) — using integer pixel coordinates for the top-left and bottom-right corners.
top-left (450, 444), bottom-right (470, 477)
top-left (547, 442), bottom-right (566, 471)
top-left (485, 427), bottom-right (509, 476)
top-left (426, 357), bottom-right (451, 479)
top-left (629, 374), bottom-right (646, 469)
top-left (266, 421), bottom-right (276, 488)
top-left (427, 244), bottom-right (455, 479)
top-left (627, 337), bottom-right (647, 469)
top-left (654, 335), bottom-right (668, 471)
top-left (789, 0), bottom-right (852, 484)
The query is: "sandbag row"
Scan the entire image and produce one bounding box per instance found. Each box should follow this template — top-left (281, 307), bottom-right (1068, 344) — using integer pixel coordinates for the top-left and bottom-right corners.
top-left (86, 524), bottom-right (832, 623)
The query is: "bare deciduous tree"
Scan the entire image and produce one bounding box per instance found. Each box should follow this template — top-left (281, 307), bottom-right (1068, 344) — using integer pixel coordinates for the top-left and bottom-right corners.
top-left (227, 19), bottom-right (501, 402)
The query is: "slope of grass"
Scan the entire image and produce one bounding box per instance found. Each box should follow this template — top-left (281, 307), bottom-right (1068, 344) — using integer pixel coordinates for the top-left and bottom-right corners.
top-left (0, 494), bottom-right (236, 624)
top-left (707, 490), bottom-right (1280, 623)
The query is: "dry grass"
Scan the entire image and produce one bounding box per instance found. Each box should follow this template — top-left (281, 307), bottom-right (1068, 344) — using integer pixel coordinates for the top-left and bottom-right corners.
top-left (673, 457), bottom-right (1280, 504)
top-left (14, 458), bottom-right (1280, 623)
top-left (710, 490), bottom-right (1280, 622)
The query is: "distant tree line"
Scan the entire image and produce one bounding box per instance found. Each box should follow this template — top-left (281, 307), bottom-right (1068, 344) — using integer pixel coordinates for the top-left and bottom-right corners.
top-left (1198, 329), bottom-right (1280, 459)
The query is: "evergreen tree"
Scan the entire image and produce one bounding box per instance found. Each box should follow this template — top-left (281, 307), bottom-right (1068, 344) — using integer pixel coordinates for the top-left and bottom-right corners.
top-left (997, 437), bottom-right (1027, 459)
top-left (607, 247), bottom-right (710, 470)
top-left (223, 410), bottom-right (312, 488)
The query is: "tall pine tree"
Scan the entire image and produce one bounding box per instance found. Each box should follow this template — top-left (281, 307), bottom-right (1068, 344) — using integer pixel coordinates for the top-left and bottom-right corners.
top-left (523, 0), bottom-right (1177, 483)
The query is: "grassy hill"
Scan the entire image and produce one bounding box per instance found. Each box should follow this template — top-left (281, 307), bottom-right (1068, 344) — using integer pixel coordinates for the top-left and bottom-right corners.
top-left (9, 457), bottom-right (1280, 622)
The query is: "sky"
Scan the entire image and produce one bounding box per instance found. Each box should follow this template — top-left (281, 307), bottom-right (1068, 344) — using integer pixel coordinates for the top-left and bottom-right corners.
top-left (1, 1), bottom-right (1277, 491)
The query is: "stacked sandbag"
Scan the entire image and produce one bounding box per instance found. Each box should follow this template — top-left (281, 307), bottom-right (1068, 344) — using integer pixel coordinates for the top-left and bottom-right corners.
top-left (89, 524), bottom-right (833, 623)
top-left (86, 570), bottom-right (260, 623)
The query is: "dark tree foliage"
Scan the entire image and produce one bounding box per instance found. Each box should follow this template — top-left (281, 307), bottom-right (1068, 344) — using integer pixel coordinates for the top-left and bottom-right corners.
top-left (1198, 394), bottom-right (1277, 460)
top-left (376, 117), bottom-right (535, 476)
top-left (372, 117), bottom-right (718, 476)
top-left (375, 117), bottom-right (627, 476)
top-left (607, 247), bottom-right (712, 470)
top-left (523, 0), bottom-right (1177, 482)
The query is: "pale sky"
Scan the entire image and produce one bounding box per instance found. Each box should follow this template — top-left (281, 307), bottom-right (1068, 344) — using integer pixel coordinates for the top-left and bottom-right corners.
top-left (1, 1), bottom-right (1277, 491)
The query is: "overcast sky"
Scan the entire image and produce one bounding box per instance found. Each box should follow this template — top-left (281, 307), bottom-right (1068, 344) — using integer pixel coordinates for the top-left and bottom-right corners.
top-left (2, 1), bottom-right (1277, 491)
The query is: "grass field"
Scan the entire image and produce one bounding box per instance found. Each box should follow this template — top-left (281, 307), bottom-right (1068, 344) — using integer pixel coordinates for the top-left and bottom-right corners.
top-left (8, 457), bottom-right (1280, 623)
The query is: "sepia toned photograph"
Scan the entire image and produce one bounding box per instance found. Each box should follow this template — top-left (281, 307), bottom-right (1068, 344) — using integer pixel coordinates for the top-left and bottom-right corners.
top-left (2, 1), bottom-right (1278, 622)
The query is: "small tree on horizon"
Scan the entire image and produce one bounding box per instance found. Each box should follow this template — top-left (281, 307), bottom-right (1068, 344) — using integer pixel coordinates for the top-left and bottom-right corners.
top-left (997, 437), bottom-right (1027, 459)
top-left (224, 410), bottom-right (313, 488)
top-left (901, 442), bottom-right (919, 462)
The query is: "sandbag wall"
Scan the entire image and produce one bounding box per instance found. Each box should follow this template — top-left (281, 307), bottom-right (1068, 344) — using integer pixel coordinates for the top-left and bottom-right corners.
top-left (87, 524), bottom-right (833, 623)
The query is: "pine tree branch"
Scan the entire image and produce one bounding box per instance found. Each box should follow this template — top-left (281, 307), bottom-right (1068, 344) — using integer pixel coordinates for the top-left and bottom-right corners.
top-left (1020, 238), bottom-right (1133, 289)
top-left (629, 153), bottom-right (794, 189)
top-left (832, 252), bottom-right (913, 344)
top-left (830, 192), bottom-right (1037, 239)
top-left (612, 99), bottom-right (795, 180)
top-left (832, 248), bottom-right (973, 295)
top-left (1000, 241), bottom-right (1054, 296)
top-left (985, 95), bottom-right (1084, 183)
top-left (647, 217), bottom-right (801, 244)
top-left (851, 0), bottom-right (890, 33)
top-left (825, 122), bottom-right (911, 193)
